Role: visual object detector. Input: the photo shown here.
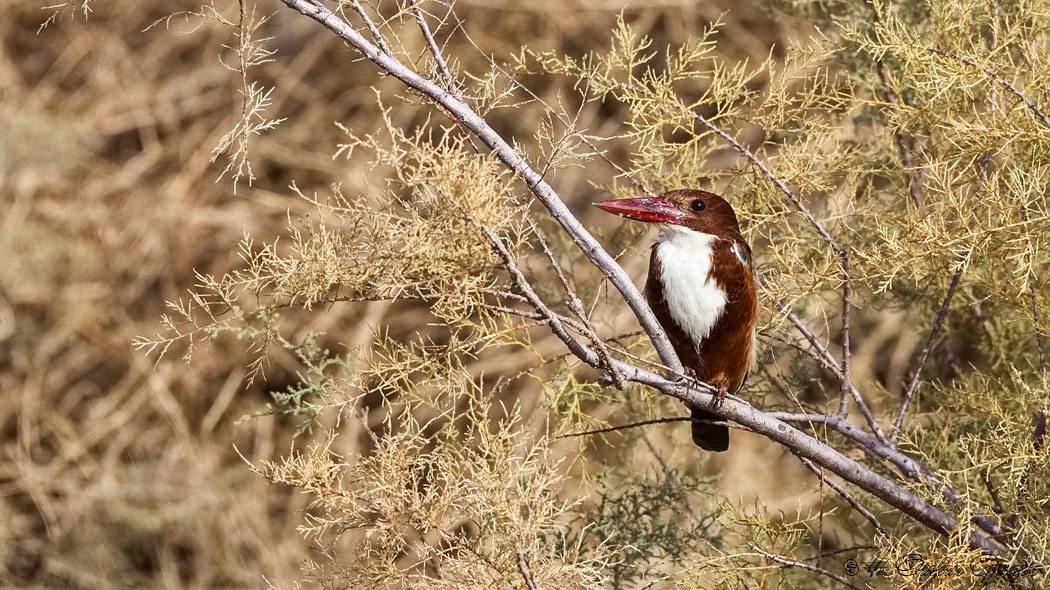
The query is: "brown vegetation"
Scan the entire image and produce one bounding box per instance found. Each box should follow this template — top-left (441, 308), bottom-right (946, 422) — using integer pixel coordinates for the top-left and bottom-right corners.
top-left (3, 0), bottom-right (1048, 588)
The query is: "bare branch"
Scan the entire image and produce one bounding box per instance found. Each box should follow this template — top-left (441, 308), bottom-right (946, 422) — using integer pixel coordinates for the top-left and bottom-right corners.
top-left (891, 264), bottom-right (964, 440)
top-left (528, 218), bottom-right (625, 388)
top-left (776, 297), bottom-right (888, 442)
top-left (773, 410), bottom-right (1006, 543)
top-left (614, 364), bottom-right (1001, 554)
top-left (454, 207), bottom-right (599, 370)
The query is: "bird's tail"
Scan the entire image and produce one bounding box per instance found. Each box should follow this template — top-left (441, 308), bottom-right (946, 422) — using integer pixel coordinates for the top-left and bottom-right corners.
top-left (690, 406), bottom-right (729, 451)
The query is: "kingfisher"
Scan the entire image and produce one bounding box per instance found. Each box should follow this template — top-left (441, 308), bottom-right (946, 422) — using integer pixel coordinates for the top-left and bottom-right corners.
top-left (594, 189), bottom-right (758, 451)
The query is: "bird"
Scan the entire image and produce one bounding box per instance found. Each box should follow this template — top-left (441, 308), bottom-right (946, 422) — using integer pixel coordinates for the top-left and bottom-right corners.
top-left (594, 189), bottom-right (758, 451)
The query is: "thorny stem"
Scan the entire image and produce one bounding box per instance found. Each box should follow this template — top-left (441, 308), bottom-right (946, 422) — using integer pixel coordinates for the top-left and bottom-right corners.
top-left (891, 264), bottom-right (964, 440)
top-left (278, 0), bottom-right (1005, 555)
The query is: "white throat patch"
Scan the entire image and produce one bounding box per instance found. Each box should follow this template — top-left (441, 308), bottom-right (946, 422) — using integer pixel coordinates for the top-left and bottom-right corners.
top-left (655, 226), bottom-right (727, 346)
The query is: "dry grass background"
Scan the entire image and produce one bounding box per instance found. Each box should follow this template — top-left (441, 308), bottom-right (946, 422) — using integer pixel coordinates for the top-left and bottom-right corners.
top-left (0, 1), bottom-right (916, 587)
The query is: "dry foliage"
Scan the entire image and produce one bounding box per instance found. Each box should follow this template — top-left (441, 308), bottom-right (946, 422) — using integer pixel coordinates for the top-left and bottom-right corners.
top-left (4, 0), bottom-right (1050, 588)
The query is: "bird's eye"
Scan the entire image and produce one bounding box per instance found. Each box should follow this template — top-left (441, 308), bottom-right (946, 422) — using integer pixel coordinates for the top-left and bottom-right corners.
top-left (689, 199), bottom-right (706, 212)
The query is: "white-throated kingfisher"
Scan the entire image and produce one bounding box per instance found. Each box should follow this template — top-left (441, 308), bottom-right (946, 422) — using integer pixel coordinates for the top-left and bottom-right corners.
top-left (594, 189), bottom-right (758, 451)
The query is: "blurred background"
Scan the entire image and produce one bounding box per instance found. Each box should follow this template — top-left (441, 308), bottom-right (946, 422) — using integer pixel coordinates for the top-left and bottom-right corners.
top-left (0, 1), bottom-right (826, 587)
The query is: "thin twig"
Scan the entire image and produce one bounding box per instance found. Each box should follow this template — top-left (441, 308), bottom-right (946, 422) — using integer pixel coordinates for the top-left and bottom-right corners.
top-left (689, 110), bottom-right (845, 256)
top-left (528, 218), bottom-right (625, 388)
top-left (778, 299), bottom-right (887, 442)
top-left (407, 0), bottom-right (455, 89)
top-left (749, 543), bottom-right (871, 590)
top-left (875, 63), bottom-right (925, 207)
top-left (837, 252), bottom-right (852, 417)
top-left (1029, 269), bottom-right (1047, 385)
top-left (891, 264), bottom-right (964, 440)
top-left (980, 468), bottom-right (1007, 518)
top-left (455, 206), bottom-right (600, 367)
top-left (348, 0), bottom-right (392, 55)
top-left (797, 456), bottom-right (891, 539)
top-left (456, 27), bottom-right (655, 195)
top-left (555, 415), bottom-right (751, 440)
top-left (928, 47), bottom-right (1050, 130)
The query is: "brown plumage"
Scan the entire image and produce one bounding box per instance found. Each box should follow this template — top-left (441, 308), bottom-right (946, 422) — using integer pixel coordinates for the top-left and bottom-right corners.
top-left (595, 189), bottom-right (758, 451)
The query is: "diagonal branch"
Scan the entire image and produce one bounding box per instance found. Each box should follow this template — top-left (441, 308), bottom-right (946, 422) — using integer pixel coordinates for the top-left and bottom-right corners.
top-left (278, 0), bottom-right (685, 376)
top-left (516, 551), bottom-right (540, 590)
top-left (891, 264), bottom-right (964, 440)
top-left (615, 362), bottom-right (1001, 554)
top-left (776, 297), bottom-right (887, 442)
top-left (528, 218), bottom-right (625, 388)
top-left (838, 253), bottom-right (852, 417)
top-left (406, 0), bottom-right (455, 89)
top-left (797, 456), bottom-right (891, 539)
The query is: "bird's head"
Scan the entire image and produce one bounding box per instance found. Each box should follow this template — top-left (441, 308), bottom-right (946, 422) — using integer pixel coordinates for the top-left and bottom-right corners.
top-left (593, 189), bottom-right (741, 237)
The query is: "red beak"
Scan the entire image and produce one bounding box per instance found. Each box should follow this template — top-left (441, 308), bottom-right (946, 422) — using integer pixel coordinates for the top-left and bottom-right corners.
top-left (593, 197), bottom-right (685, 225)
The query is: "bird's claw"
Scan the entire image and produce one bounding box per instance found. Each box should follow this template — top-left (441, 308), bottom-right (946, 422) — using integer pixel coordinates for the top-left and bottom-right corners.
top-left (673, 367), bottom-right (698, 385)
top-left (712, 384), bottom-right (728, 408)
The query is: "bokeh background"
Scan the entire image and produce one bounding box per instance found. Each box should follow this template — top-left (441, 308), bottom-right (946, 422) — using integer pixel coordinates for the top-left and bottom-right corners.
top-left (0, 1), bottom-right (888, 587)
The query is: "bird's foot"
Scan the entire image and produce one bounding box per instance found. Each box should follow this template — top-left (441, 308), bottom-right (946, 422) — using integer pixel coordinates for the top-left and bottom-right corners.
top-left (674, 367), bottom-right (698, 384)
top-left (712, 383), bottom-right (729, 408)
